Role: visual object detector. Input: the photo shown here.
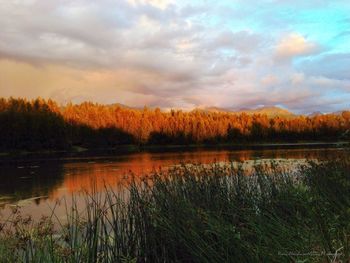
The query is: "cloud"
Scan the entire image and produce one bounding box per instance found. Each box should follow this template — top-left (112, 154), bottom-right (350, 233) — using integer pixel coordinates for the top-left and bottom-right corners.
top-left (0, 0), bottom-right (350, 113)
top-left (299, 53), bottom-right (350, 80)
top-left (274, 33), bottom-right (320, 61)
top-left (260, 75), bottom-right (278, 86)
top-left (127, 0), bottom-right (174, 9)
top-left (206, 30), bottom-right (265, 54)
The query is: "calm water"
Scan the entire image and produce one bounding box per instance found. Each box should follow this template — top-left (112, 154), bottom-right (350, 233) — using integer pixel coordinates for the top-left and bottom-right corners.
top-left (0, 147), bottom-right (347, 220)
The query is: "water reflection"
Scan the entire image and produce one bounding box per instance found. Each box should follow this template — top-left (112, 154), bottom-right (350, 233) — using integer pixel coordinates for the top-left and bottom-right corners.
top-left (0, 148), bottom-right (347, 219)
top-left (0, 164), bottom-right (64, 206)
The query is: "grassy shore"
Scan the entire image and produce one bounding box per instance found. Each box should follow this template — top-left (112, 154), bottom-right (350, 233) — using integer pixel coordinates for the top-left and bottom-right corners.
top-left (0, 159), bottom-right (349, 262)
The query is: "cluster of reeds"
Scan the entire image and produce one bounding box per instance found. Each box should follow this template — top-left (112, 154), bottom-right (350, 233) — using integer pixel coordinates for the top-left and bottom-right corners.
top-left (0, 159), bottom-right (349, 262)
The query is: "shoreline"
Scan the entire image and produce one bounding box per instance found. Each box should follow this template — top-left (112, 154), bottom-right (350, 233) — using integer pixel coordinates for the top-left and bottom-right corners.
top-left (0, 141), bottom-right (348, 164)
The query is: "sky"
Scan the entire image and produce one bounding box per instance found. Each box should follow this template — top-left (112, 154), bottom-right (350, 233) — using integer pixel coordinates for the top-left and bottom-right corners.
top-left (0, 0), bottom-right (350, 113)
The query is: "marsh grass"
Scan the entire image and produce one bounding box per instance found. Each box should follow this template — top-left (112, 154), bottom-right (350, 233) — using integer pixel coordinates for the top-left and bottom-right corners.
top-left (0, 159), bottom-right (349, 262)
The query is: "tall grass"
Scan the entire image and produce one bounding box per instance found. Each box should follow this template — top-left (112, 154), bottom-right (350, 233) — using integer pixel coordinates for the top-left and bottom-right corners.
top-left (0, 159), bottom-right (349, 262)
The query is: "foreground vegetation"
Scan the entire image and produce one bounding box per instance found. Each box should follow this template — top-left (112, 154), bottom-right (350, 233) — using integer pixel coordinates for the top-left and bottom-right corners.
top-left (1, 97), bottom-right (350, 150)
top-left (0, 158), bottom-right (349, 262)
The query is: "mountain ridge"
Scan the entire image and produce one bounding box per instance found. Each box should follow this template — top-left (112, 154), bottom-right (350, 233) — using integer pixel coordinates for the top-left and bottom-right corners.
top-left (60, 101), bottom-right (349, 117)
top-left (195, 106), bottom-right (295, 118)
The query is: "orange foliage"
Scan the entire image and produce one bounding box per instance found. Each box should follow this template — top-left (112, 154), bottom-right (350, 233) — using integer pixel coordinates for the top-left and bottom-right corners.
top-left (61, 101), bottom-right (350, 144)
top-left (0, 97), bottom-right (349, 150)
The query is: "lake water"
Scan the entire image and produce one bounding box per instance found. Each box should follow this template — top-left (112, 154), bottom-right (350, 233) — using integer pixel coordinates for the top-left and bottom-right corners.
top-left (0, 146), bottom-right (348, 221)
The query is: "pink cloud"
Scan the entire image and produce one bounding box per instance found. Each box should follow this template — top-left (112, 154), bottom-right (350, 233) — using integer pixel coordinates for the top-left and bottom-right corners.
top-left (275, 33), bottom-right (319, 61)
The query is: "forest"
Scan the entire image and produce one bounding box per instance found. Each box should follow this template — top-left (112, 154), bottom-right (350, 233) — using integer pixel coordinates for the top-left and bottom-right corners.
top-left (0, 97), bottom-right (350, 151)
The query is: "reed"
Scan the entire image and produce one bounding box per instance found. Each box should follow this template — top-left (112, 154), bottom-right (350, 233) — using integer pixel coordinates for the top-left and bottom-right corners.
top-left (0, 159), bottom-right (349, 262)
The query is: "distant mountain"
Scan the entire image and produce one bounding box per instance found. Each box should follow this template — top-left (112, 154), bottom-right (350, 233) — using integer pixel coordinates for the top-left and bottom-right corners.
top-left (191, 106), bottom-right (295, 117)
top-left (308, 111), bottom-right (323, 117)
top-left (108, 103), bottom-right (140, 110)
top-left (308, 110), bottom-right (349, 117)
top-left (233, 106), bottom-right (295, 118)
top-left (203, 106), bottom-right (233, 113)
top-left (332, 110), bottom-right (347, 116)
top-left (191, 106), bottom-right (231, 113)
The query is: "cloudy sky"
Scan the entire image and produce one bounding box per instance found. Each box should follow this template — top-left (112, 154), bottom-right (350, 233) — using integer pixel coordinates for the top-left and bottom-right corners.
top-left (0, 0), bottom-right (349, 113)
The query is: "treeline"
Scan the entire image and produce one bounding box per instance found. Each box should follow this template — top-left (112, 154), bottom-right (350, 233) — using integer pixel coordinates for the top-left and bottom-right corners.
top-left (1, 97), bottom-right (350, 151)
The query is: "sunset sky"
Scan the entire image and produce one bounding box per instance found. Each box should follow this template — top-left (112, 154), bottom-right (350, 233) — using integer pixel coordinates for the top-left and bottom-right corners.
top-left (0, 0), bottom-right (349, 113)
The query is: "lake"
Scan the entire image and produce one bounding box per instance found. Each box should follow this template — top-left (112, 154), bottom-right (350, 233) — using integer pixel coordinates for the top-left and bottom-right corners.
top-left (0, 146), bottom-right (348, 221)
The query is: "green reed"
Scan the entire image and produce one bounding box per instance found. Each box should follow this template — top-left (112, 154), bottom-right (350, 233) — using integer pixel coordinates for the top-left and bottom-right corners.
top-left (0, 159), bottom-right (349, 262)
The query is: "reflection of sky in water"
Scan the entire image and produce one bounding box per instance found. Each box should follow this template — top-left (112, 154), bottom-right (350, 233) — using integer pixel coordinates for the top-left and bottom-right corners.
top-left (0, 148), bottom-right (347, 220)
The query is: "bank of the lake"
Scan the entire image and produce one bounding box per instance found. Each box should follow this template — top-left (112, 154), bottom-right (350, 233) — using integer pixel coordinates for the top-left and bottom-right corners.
top-left (0, 141), bottom-right (348, 163)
